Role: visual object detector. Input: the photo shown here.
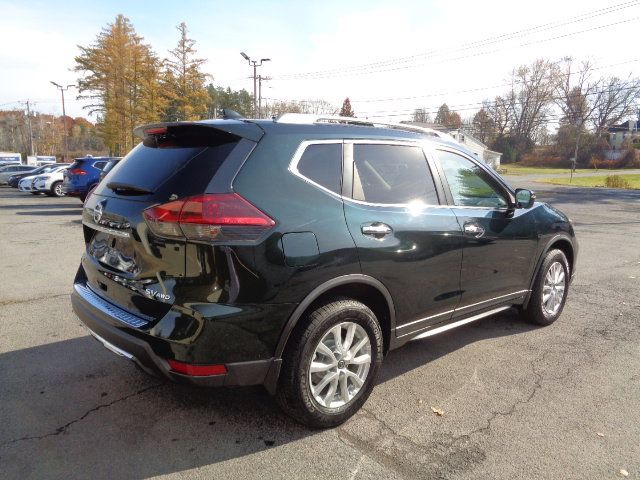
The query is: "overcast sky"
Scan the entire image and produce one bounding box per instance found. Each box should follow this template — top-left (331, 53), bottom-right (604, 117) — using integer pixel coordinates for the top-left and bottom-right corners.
top-left (1, 0), bottom-right (638, 123)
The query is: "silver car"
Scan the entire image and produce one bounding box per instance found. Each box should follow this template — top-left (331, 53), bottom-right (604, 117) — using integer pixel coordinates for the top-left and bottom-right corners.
top-left (0, 165), bottom-right (36, 185)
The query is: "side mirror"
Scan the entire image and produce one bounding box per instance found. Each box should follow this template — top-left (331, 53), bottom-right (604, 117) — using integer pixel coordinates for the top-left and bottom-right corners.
top-left (515, 188), bottom-right (536, 209)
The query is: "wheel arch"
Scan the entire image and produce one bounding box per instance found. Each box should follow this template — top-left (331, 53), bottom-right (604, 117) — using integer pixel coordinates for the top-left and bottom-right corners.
top-left (523, 234), bottom-right (575, 308)
top-left (274, 275), bottom-right (396, 361)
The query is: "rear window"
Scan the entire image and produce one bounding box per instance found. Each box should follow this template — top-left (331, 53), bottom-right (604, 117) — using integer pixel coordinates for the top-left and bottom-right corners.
top-left (297, 143), bottom-right (342, 194)
top-left (96, 129), bottom-right (240, 198)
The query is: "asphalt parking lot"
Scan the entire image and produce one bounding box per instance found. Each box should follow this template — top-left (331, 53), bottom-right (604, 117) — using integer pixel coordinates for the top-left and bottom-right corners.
top-left (1, 182), bottom-right (639, 480)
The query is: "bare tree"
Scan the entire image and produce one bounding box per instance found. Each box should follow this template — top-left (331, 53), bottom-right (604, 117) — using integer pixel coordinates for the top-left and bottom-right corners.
top-left (506, 59), bottom-right (559, 142)
top-left (590, 76), bottom-right (640, 131)
top-left (412, 107), bottom-right (431, 123)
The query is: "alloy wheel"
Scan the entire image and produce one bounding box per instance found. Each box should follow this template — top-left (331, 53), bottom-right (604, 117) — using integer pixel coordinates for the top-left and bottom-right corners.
top-left (308, 322), bottom-right (372, 409)
top-left (542, 261), bottom-right (566, 316)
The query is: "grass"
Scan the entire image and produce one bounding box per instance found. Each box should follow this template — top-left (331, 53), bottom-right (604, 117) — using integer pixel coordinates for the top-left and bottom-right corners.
top-left (537, 174), bottom-right (640, 189)
top-left (499, 164), bottom-right (629, 176)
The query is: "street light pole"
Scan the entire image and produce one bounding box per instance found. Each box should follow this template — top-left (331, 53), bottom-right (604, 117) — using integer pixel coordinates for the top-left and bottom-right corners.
top-left (50, 81), bottom-right (74, 162)
top-left (240, 52), bottom-right (271, 118)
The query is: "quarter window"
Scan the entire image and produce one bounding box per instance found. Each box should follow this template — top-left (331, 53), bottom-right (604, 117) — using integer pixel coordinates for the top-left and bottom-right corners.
top-left (352, 144), bottom-right (438, 205)
top-left (437, 150), bottom-right (507, 208)
top-left (297, 143), bottom-right (342, 194)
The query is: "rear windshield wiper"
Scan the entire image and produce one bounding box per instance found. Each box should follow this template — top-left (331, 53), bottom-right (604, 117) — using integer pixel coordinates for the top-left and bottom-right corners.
top-left (106, 182), bottom-right (153, 195)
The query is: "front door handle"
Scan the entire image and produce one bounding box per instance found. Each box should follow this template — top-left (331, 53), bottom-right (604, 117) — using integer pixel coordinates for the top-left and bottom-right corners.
top-left (463, 222), bottom-right (485, 238)
top-left (361, 222), bottom-right (392, 239)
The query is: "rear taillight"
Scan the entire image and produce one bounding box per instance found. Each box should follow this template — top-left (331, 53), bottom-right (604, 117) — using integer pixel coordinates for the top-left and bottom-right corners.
top-left (143, 193), bottom-right (275, 242)
top-left (70, 168), bottom-right (87, 175)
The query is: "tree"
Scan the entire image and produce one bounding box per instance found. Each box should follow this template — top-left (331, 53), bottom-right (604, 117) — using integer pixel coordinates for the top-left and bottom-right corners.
top-left (471, 108), bottom-right (495, 144)
top-left (75, 15), bottom-right (164, 155)
top-left (412, 108), bottom-right (431, 123)
top-left (340, 98), bottom-right (355, 117)
top-left (590, 76), bottom-right (640, 131)
top-left (163, 22), bottom-right (210, 121)
top-left (434, 103), bottom-right (461, 128)
top-left (505, 59), bottom-right (558, 147)
top-left (207, 85), bottom-right (253, 117)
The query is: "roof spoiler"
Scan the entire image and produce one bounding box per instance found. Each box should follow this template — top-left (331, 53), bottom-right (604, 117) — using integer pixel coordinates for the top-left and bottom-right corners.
top-left (133, 119), bottom-right (264, 143)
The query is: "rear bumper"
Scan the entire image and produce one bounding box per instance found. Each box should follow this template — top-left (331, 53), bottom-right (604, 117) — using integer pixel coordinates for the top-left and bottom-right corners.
top-left (70, 283), bottom-right (281, 390)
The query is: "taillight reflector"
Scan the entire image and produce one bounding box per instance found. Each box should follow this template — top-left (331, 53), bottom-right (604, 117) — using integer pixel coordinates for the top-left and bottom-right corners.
top-left (70, 168), bottom-right (87, 175)
top-left (168, 359), bottom-right (227, 376)
top-left (143, 193), bottom-right (275, 242)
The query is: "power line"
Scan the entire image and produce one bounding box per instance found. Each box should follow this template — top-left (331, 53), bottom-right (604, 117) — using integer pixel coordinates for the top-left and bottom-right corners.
top-left (274, 2), bottom-right (640, 80)
top-left (353, 83), bottom-right (640, 118)
top-left (263, 58), bottom-right (640, 105)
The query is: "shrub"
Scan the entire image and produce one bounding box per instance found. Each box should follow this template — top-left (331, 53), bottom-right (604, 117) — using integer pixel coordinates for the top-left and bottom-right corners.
top-left (604, 175), bottom-right (631, 189)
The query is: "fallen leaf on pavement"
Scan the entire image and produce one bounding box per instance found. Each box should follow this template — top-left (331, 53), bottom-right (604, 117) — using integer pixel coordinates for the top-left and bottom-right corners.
top-left (620, 469), bottom-right (629, 477)
top-left (596, 432), bottom-right (605, 437)
top-left (431, 406), bottom-right (444, 416)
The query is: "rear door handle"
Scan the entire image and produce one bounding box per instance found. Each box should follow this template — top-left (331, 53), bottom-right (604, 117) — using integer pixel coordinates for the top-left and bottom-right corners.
top-left (463, 222), bottom-right (485, 238)
top-left (361, 222), bottom-right (392, 239)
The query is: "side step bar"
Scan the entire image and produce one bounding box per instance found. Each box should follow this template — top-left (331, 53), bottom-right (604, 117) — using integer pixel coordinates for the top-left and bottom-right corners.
top-left (409, 306), bottom-right (512, 342)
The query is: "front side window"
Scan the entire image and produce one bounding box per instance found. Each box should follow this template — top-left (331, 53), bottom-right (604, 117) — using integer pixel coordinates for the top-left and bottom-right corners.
top-left (352, 144), bottom-right (438, 205)
top-left (437, 150), bottom-right (507, 208)
top-left (297, 143), bottom-right (342, 194)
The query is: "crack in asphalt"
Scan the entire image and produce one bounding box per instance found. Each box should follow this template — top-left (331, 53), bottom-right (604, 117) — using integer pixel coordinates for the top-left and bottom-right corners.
top-left (0, 293), bottom-right (70, 307)
top-left (1, 383), bottom-right (163, 447)
top-left (336, 406), bottom-right (485, 480)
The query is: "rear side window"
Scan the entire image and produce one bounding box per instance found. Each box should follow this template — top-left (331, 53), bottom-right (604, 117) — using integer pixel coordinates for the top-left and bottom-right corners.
top-left (352, 144), bottom-right (439, 205)
top-left (297, 143), bottom-right (342, 194)
top-left (93, 161), bottom-right (107, 170)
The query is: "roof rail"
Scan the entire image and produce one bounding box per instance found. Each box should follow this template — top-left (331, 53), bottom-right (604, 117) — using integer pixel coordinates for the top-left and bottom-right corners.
top-left (275, 113), bottom-right (457, 142)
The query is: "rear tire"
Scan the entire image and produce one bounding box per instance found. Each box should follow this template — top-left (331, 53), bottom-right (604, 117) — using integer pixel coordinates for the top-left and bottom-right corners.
top-left (521, 249), bottom-right (570, 326)
top-left (276, 298), bottom-right (383, 428)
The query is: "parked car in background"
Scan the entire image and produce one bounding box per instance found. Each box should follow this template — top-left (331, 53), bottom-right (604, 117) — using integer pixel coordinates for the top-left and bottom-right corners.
top-left (8, 164), bottom-right (63, 188)
top-left (63, 156), bottom-right (120, 202)
top-left (0, 165), bottom-right (36, 185)
top-left (72, 116), bottom-right (577, 428)
top-left (98, 157), bottom-right (121, 182)
top-left (19, 164), bottom-right (68, 196)
top-left (33, 165), bottom-right (70, 197)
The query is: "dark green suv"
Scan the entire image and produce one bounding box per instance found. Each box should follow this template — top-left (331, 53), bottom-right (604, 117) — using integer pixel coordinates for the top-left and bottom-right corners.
top-left (71, 115), bottom-right (577, 427)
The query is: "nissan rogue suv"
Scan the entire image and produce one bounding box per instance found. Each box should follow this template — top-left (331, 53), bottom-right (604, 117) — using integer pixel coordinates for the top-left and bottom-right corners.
top-left (71, 115), bottom-right (577, 428)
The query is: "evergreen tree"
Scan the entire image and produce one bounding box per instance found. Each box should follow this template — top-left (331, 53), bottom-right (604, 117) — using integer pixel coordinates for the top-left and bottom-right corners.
top-left (75, 15), bottom-right (163, 155)
top-left (340, 97), bottom-right (355, 117)
top-left (163, 23), bottom-right (210, 121)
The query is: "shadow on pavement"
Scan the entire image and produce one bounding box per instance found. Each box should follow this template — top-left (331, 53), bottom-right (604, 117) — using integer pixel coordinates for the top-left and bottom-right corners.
top-left (0, 309), bottom-right (534, 478)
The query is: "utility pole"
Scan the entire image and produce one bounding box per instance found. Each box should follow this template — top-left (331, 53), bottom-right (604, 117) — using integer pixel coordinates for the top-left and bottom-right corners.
top-left (240, 52), bottom-right (271, 117)
top-left (258, 75), bottom-right (271, 118)
top-left (50, 81), bottom-right (74, 162)
top-left (24, 100), bottom-right (34, 157)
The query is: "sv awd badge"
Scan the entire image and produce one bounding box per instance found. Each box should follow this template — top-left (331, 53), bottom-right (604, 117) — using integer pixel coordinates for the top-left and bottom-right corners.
top-left (145, 289), bottom-right (171, 301)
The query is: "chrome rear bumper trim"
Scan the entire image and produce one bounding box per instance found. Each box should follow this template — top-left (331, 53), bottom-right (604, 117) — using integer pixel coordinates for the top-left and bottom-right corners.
top-left (88, 329), bottom-right (135, 360)
top-left (74, 283), bottom-right (149, 328)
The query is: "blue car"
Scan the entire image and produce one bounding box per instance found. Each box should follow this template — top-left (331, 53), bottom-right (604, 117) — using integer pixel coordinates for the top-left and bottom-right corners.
top-left (62, 156), bottom-right (120, 201)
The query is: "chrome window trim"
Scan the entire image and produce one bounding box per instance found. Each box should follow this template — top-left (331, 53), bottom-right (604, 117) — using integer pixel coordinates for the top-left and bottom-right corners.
top-left (288, 139), bottom-right (345, 200)
top-left (396, 289), bottom-right (529, 335)
top-left (289, 138), bottom-right (445, 208)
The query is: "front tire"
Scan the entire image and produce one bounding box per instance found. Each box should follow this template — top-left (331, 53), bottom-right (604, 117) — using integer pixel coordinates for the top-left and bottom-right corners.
top-left (276, 298), bottom-right (383, 428)
top-left (49, 181), bottom-right (64, 197)
top-left (522, 249), bottom-right (570, 326)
